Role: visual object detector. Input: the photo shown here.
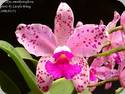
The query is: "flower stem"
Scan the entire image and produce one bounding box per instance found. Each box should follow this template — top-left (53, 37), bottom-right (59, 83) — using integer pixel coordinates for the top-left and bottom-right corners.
top-left (94, 46), bottom-right (125, 57)
top-left (115, 87), bottom-right (124, 94)
top-left (108, 26), bottom-right (124, 34)
top-left (88, 77), bottom-right (118, 87)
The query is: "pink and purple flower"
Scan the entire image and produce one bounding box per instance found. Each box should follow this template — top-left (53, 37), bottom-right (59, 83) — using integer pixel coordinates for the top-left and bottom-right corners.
top-left (15, 2), bottom-right (109, 92)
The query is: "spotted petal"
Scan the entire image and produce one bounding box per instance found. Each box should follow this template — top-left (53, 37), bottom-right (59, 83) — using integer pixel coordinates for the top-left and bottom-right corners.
top-left (67, 24), bottom-right (108, 57)
top-left (72, 57), bottom-right (89, 92)
top-left (96, 67), bottom-right (118, 80)
top-left (54, 2), bottom-right (74, 45)
top-left (36, 56), bottom-right (54, 92)
top-left (16, 24), bottom-right (57, 56)
top-left (91, 57), bottom-right (105, 68)
top-left (120, 66), bottom-right (125, 88)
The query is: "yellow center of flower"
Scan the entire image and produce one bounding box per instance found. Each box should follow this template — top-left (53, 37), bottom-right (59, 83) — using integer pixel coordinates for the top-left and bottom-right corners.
top-left (60, 54), bottom-right (67, 59)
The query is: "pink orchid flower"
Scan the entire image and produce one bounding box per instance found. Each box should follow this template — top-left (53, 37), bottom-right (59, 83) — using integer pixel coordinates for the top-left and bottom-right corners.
top-left (15, 2), bottom-right (109, 92)
top-left (89, 11), bottom-right (125, 90)
top-left (89, 11), bottom-right (121, 90)
top-left (117, 11), bottom-right (125, 88)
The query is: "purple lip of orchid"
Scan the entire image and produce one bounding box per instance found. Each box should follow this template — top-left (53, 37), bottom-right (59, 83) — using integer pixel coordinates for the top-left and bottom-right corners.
top-left (45, 46), bottom-right (81, 80)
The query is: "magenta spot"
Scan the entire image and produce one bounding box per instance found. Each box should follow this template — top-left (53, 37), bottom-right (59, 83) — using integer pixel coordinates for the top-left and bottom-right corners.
top-left (84, 81), bottom-right (87, 84)
top-left (94, 40), bottom-right (97, 42)
top-left (32, 40), bottom-right (36, 44)
top-left (100, 37), bottom-right (103, 39)
top-left (83, 41), bottom-right (86, 43)
top-left (85, 44), bottom-right (88, 47)
top-left (42, 86), bottom-right (49, 92)
top-left (92, 44), bottom-right (97, 48)
top-left (90, 68), bottom-right (96, 81)
top-left (89, 39), bottom-right (91, 41)
top-left (114, 53), bottom-right (121, 64)
top-left (17, 27), bottom-right (22, 30)
top-left (31, 27), bottom-right (34, 30)
top-left (22, 34), bottom-right (26, 38)
top-left (88, 42), bottom-right (91, 44)
top-left (102, 28), bottom-right (105, 31)
top-left (36, 35), bottom-right (39, 38)
top-left (91, 30), bottom-right (94, 33)
top-left (99, 33), bottom-right (103, 36)
top-left (98, 42), bottom-right (101, 45)
top-left (87, 29), bottom-right (89, 32)
top-left (63, 21), bottom-right (66, 23)
top-left (27, 26), bottom-right (30, 29)
top-left (77, 33), bottom-right (80, 37)
top-left (94, 36), bottom-right (96, 39)
top-left (105, 36), bottom-right (108, 38)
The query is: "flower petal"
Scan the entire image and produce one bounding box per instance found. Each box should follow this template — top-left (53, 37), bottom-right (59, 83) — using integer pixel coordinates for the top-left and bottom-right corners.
top-left (54, 2), bottom-right (74, 45)
top-left (72, 57), bottom-right (89, 92)
top-left (91, 57), bottom-right (104, 68)
top-left (109, 31), bottom-right (124, 47)
top-left (67, 24), bottom-right (108, 57)
top-left (120, 69), bottom-right (125, 88)
top-left (36, 56), bottom-right (54, 92)
top-left (120, 11), bottom-right (125, 26)
top-left (89, 79), bottom-right (98, 92)
top-left (90, 68), bottom-right (96, 81)
top-left (105, 82), bottom-right (112, 90)
top-left (105, 11), bottom-right (120, 32)
top-left (96, 67), bottom-right (118, 80)
top-left (76, 21), bottom-right (83, 28)
top-left (16, 24), bottom-right (57, 56)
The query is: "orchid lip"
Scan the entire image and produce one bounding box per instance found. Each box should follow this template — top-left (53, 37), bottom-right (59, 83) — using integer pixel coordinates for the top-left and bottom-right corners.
top-left (45, 46), bottom-right (81, 80)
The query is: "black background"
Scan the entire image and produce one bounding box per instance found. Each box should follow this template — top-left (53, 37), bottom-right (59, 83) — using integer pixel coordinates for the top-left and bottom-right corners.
top-left (0, 0), bottom-right (125, 94)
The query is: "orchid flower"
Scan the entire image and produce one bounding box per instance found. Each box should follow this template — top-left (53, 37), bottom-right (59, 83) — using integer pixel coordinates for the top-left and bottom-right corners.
top-left (116, 11), bottom-right (125, 88)
top-left (15, 2), bottom-right (109, 92)
top-left (89, 11), bottom-right (125, 90)
top-left (89, 11), bottom-right (122, 90)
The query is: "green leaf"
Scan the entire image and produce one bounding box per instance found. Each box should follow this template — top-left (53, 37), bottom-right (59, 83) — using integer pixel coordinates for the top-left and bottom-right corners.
top-left (0, 71), bottom-right (21, 94)
top-left (49, 78), bottom-right (74, 94)
top-left (15, 47), bottom-right (37, 65)
top-left (0, 40), bottom-right (42, 94)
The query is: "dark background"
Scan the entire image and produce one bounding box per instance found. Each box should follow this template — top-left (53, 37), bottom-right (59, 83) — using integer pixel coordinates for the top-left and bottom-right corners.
top-left (0, 0), bottom-right (125, 94)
